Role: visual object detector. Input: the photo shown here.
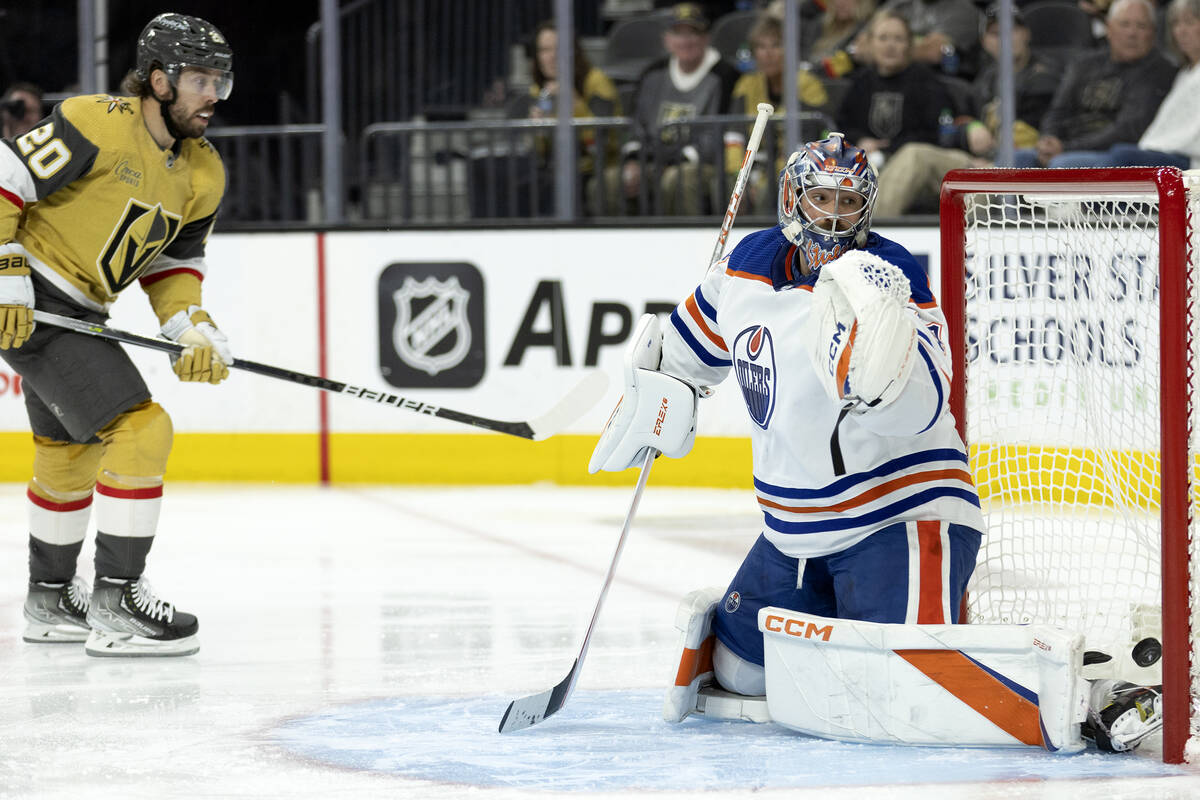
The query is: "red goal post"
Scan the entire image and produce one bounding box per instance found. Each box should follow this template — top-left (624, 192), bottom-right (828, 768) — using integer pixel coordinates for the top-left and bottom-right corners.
top-left (939, 167), bottom-right (1195, 763)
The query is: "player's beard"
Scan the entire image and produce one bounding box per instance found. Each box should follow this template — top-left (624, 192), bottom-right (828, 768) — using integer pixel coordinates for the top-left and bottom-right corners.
top-left (167, 101), bottom-right (214, 139)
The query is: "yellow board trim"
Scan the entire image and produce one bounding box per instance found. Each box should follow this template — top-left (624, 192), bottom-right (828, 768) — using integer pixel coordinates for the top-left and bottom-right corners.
top-left (0, 432), bottom-right (753, 486)
top-left (0, 433), bottom-right (1194, 504)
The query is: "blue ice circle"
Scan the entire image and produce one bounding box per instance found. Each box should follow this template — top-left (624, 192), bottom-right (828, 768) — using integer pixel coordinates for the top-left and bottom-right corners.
top-left (270, 689), bottom-right (1185, 791)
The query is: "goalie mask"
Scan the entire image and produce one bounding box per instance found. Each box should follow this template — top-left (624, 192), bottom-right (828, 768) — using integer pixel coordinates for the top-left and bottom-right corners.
top-left (136, 13), bottom-right (234, 101)
top-left (778, 133), bottom-right (878, 272)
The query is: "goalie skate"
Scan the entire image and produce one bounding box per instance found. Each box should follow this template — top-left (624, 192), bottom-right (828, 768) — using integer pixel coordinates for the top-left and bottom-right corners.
top-left (1082, 681), bottom-right (1164, 753)
top-left (23, 576), bottom-right (91, 643)
top-left (85, 576), bottom-right (199, 657)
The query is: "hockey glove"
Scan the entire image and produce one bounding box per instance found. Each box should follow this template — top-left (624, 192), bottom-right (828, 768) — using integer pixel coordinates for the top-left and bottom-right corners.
top-left (161, 305), bottom-right (232, 384)
top-left (0, 249), bottom-right (34, 350)
top-left (808, 250), bottom-right (918, 409)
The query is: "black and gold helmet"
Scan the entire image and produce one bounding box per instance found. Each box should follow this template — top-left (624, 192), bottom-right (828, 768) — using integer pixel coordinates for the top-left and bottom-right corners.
top-left (135, 13), bottom-right (234, 99)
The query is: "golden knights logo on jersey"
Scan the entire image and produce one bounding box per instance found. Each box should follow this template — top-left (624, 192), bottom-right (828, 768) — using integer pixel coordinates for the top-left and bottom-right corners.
top-left (98, 198), bottom-right (182, 293)
top-left (377, 262), bottom-right (486, 388)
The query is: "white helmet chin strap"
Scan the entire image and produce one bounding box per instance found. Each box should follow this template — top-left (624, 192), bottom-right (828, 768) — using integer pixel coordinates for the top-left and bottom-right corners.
top-left (781, 218), bottom-right (805, 242)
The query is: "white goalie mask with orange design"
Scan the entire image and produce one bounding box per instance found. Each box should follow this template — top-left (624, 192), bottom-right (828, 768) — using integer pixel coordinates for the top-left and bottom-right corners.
top-left (778, 133), bottom-right (878, 272)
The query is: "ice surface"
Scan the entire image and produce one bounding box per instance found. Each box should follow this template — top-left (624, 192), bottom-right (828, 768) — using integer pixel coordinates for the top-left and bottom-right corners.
top-left (0, 483), bottom-right (1197, 799)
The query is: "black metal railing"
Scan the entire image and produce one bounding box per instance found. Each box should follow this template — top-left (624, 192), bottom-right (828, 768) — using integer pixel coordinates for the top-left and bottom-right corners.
top-left (208, 124), bottom-right (327, 228)
top-left (354, 112), bottom-right (835, 224)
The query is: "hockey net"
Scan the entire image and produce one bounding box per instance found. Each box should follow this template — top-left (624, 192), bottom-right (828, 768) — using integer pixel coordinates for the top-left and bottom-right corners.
top-left (938, 168), bottom-right (1198, 763)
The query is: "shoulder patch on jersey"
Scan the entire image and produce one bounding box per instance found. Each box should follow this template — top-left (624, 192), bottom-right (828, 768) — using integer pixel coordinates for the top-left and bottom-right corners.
top-left (95, 95), bottom-right (135, 115)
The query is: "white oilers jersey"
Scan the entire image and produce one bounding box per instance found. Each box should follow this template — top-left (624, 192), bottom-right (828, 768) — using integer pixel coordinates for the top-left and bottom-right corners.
top-left (663, 226), bottom-right (984, 559)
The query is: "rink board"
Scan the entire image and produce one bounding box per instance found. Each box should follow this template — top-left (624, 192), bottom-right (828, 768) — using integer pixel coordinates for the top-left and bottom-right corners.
top-left (0, 226), bottom-right (1171, 491)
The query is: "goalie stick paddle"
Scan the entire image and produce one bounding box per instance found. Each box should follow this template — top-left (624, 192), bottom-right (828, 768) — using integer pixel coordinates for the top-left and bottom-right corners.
top-left (32, 310), bottom-right (606, 441)
top-left (498, 448), bottom-right (656, 733)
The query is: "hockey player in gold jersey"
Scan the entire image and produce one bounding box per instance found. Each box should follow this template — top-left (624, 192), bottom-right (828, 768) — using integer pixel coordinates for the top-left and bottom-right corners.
top-left (0, 13), bottom-right (235, 657)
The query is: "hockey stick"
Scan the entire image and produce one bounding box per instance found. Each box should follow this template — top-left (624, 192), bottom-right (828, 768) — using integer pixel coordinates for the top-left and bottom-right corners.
top-left (32, 309), bottom-right (605, 441)
top-left (498, 447), bottom-right (655, 733)
top-left (708, 102), bottom-right (774, 271)
top-left (498, 109), bottom-right (772, 733)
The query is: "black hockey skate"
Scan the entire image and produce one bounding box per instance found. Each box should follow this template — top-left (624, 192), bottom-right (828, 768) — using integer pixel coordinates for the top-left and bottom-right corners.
top-left (23, 576), bottom-right (91, 643)
top-left (1082, 680), bottom-right (1163, 752)
top-left (85, 576), bottom-right (199, 657)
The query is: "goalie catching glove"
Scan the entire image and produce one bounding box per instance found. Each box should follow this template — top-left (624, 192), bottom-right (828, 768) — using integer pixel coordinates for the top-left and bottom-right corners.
top-left (161, 305), bottom-right (232, 384)
top-left (589, 313), bottom-right (698, 473)
top-left (0, 246), bottom-right (34, 350)
top-left (807, 250), bottom-right (918, 409)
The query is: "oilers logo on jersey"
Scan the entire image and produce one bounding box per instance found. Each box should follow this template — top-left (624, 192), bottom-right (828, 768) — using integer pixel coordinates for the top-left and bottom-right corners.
top-left (733, 324), bottom-right (777, 429)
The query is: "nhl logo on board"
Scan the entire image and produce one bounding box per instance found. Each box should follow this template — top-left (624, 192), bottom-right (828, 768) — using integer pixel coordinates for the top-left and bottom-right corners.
top-left (392, 276), bottom-right (471, 376)
top-left (732, 324), bottom-right (777, 430)
top-left (378, 262), bottom-right (486, 388)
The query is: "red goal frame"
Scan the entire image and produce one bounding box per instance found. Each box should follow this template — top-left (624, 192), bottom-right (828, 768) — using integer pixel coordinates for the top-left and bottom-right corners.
top-left (938, 167), bottom-right (1192, 763)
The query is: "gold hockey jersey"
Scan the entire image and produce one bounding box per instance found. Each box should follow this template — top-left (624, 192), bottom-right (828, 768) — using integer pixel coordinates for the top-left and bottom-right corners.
top-left (0, 93), bottom-right (225, 313)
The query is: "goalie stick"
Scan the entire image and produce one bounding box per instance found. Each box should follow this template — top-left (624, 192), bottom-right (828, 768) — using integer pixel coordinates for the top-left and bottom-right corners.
top-left (708, 102), bottom-right (774, 272)
top-left (32, 310), bottom-right (605, 441)
top-left (499, 447), bottom-right (655, 733)
top-left (498, 107), bottom-right (773, 733)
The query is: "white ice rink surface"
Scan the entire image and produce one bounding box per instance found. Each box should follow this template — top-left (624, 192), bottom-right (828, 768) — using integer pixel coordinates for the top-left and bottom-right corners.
top-left (2, 482), bottom-right (1199, 800)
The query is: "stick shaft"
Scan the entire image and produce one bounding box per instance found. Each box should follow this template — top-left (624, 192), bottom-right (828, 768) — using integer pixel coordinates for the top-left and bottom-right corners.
top-left (709, 102), bottom-right (775, 270)
top-left (32, 310), bottom-right (545, 439)
top-left (567, 447), bottom-right (656, 695)
top-left (498, 447), bottom-right (656, 732)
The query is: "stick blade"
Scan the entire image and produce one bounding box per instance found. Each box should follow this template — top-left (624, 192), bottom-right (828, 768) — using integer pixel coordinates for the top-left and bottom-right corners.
top-left (498, 660), bottom-right (578, 733)
top-left (527, 372), bottom-right (609, 441)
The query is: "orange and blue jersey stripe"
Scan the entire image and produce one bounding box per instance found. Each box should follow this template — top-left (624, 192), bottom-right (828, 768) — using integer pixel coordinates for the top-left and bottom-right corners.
top-left (670, 286), bottom-right (730, 368)
top-left (754, 448), bottom-right (978, 535)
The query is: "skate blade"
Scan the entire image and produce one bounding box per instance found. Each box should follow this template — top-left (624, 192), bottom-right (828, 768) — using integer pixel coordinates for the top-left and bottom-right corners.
top-left (23, 621), bottom-right (90, 643)
top-left (84, 630), bottom-right (199, 658)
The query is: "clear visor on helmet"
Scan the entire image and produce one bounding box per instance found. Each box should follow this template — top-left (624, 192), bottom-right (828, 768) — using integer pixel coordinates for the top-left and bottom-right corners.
top-left (798, 174), bottom-right (869, 238)
top-left (169, 66), bottom-right (234, 100)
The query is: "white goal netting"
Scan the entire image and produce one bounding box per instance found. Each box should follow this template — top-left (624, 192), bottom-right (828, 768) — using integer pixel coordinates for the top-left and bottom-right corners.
top-left (949, 171), bottom-right (1199, 759)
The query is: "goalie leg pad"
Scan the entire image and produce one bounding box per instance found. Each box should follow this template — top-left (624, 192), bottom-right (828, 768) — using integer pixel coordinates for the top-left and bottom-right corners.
top-left (662, 588), bottom-right (773, 724)
top-left (663, 587), bottom-right (722, 723)
top-left (758, 608), bottom-right (1088, 752)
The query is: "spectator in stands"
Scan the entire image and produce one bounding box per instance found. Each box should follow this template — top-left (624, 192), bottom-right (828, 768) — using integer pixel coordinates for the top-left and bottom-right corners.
top-left (874, 4), bottom-right (1059, 215)
top-left (471, 21), bottom-right (621, 218)
top-left (528, 21), bottom-right (622, 213)
top-left (1031, 0), bottom-right (1200, 169)
top-left (727, 14), bottom-right (829, 213)
top-left (853, 0), bottom-right (982, 77)
top-left (1014, 0), bottom-right (1175, 168)
top-left (807, 0), bottom-right (878, 74)
top-left (608, 2), bottom-right (740, 215)
top-left (837, 11), bottom-right (953, 171)
top-left (1, 83), bottom-right (44, 140)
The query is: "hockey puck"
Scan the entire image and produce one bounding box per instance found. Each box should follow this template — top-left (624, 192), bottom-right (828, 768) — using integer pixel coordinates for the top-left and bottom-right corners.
top-left (1132, 637), bottom-right (1162, 668)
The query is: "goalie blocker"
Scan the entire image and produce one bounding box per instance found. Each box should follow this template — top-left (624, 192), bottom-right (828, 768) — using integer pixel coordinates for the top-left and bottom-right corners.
top-left (664, 596), bottom-right (1164, 753)
top-left (590, 314), bottom-right (699, 474)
